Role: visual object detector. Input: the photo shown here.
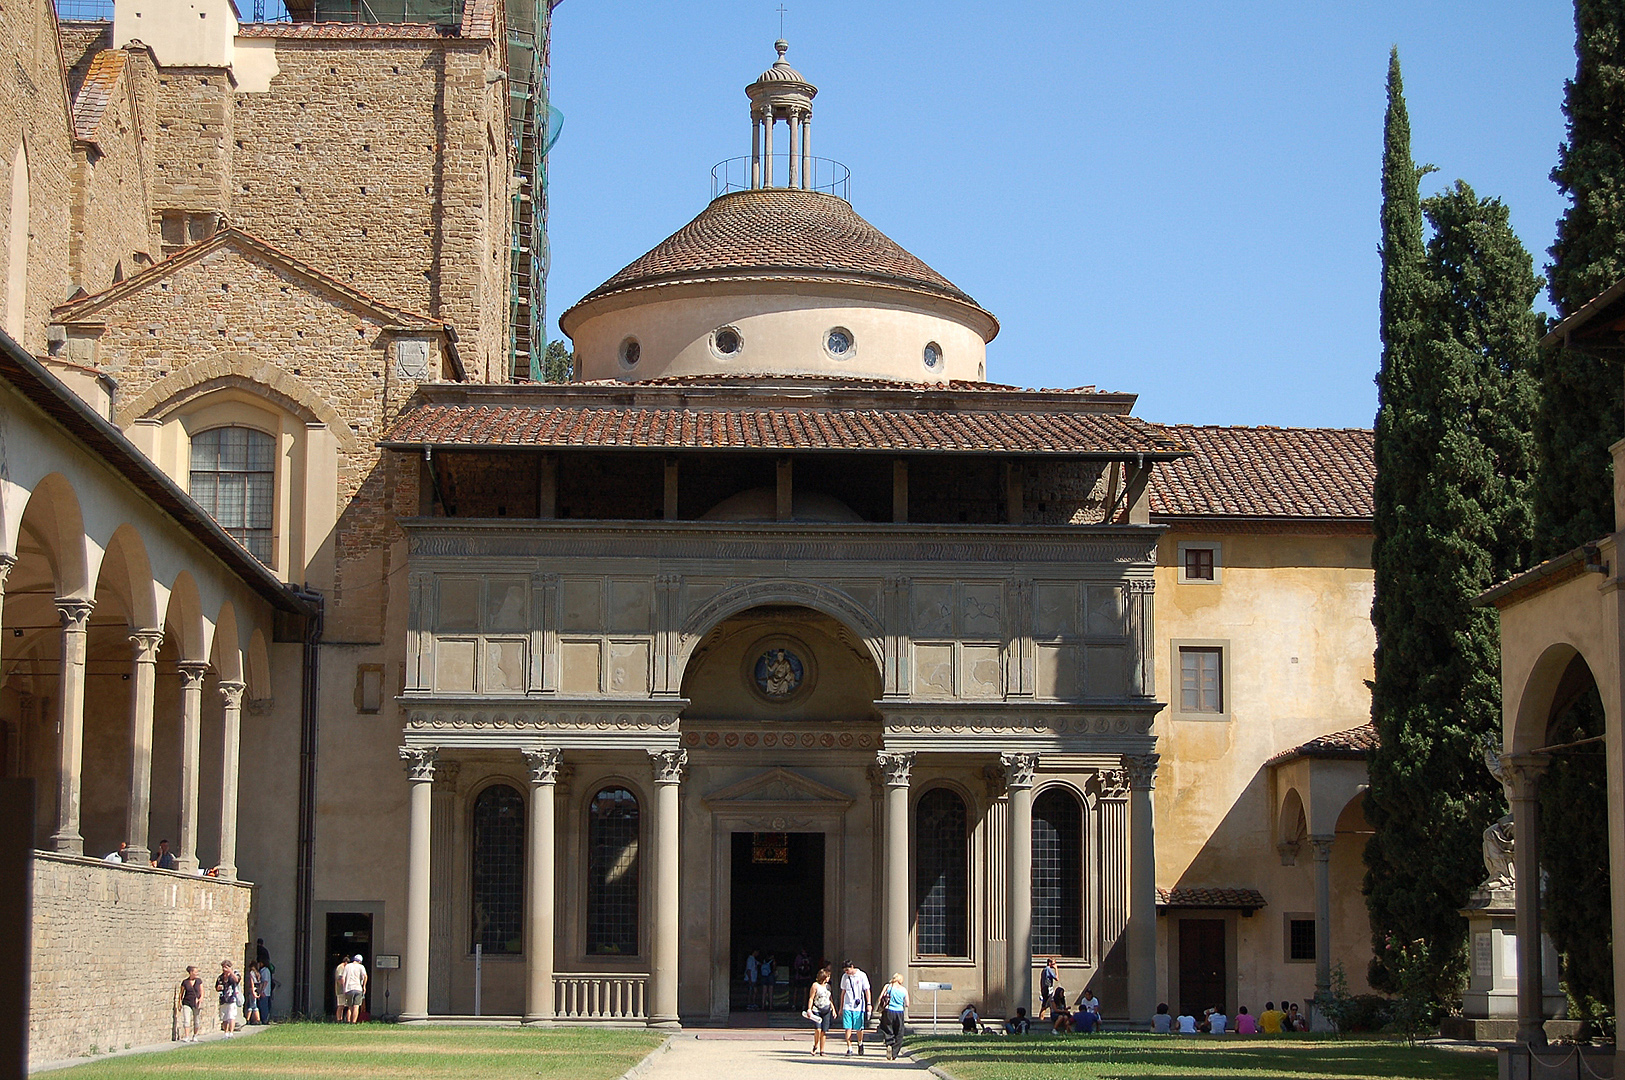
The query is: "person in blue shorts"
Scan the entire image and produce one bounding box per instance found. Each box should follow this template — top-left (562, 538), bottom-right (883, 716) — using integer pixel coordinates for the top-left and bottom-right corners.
top-left (839, 960), bottom-right (872, 1056)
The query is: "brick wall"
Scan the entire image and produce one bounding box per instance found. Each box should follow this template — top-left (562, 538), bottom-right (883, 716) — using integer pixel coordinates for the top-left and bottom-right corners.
top-left (30, 853), bottom-right (253, 1065)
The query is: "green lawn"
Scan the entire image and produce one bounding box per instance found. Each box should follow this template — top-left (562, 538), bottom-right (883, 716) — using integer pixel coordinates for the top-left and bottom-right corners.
top-left (909, 1034), bottom-right (1498, 1080)
top-left (45, 1023), bottom-right (667, 1080)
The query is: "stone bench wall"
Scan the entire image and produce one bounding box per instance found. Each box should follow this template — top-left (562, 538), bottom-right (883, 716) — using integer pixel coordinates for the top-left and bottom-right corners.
top-left (31, 853), bottom-right (253, 1065)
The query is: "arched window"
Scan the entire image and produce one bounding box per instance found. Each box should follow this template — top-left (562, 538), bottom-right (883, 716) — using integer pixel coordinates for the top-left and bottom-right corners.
top-left (588, 787), bottom-right (640, 955)
top-left (914, 787), bottom-right (969, 957)
top-left (190, 427), bottom-right (275, 563)
top-left (471, 784), bottom-right (524, 954)
top-left (1032, 788), bottom-right (1084, 957)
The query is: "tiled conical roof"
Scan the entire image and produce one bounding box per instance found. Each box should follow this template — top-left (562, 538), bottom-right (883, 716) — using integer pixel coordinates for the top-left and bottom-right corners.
top-left (565, 188), bottom-right (990, 320)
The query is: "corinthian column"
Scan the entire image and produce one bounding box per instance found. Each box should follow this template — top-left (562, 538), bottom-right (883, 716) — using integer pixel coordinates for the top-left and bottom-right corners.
top-left (1001, 752), bottom-right (1038, 1016)
top-left (648, 748), bottom-right (687, 1028)
top-left (1506, 754), bottom-right (1550, 1047)
top-left (216, 681), bottom-right (246, 880)
top-left (174, 660), bottom-right (211, 873)
top-left (400, 745), bottom-right (438, 1021)
top-left (50, 597), bottom-right (95, 855)
top-left (523, 746), bottom-right (562, 1024)
top-left (1125, 753), bottom-right (1160, 1024)
top-left (877, 751), bottom-right (916, 985)
top-left (124, 629), bottom-right (164, 865)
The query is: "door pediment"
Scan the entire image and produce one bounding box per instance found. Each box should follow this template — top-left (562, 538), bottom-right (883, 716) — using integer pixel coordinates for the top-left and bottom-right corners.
top-left (702, 766), bottom-right (855, 811)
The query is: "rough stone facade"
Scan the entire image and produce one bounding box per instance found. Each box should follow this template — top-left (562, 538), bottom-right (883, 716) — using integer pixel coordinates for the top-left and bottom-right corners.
top-left (30, 854), bottom-right (253, 1063)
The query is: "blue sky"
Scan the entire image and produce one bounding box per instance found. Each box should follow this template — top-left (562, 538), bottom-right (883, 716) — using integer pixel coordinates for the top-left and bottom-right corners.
top-left (544, 2), bottom-right (1576, 429)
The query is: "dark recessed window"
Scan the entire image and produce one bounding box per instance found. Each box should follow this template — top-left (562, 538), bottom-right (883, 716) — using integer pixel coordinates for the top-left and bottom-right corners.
top-left (619, 338), bottom-right (641, 368)
top-left (1179, 647), bottom-right (1224, 713)
top-left (471, 784), bottom-right (525, 954)
top-left (923, 342), bottom-right (942, 370)
top-left (190, 427), bottom-right (274, 564)
top-left (714, 327), bottom-right (743, 356)
top-left (1032, 788), bottom-right (1084, 957)
top-left (915, 788), bottom-right (969, 957)
top-left (825, 327), bottom-right (854, 358)
top-left (1289, 918), bottom-right (1316, 962)
top-left (1184, 547), bottom-right (1215, 580)
top-left (588, 787), bottom-right (640, 955)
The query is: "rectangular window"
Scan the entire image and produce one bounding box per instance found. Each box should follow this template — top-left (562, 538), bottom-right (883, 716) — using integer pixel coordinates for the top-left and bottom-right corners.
top-left (1179, 647), bottom-right (1223, 713)
top-left (1288, 918), bottom-right (1316, 962)
top-left (1184, 547), bottom-right (1215, 580)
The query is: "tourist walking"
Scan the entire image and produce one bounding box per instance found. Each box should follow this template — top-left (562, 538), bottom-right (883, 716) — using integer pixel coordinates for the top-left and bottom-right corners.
top-left (1039, 957), bottom-right (1058, 1018)
top-left (336, 954), bottom-right (368, 1022)
top-left (244, 962), bottom-right (262, 1025)
top-left (839, 959), bottom-right (871, 1055)
top-left (805, 967), bottom-right (834, 1056)
top-left (215, 960), bottom-right (242, 1034)
top-left (878, 973), bottom-right (908, 1059)
top-left (176, 966), bottom-right (204, 1042)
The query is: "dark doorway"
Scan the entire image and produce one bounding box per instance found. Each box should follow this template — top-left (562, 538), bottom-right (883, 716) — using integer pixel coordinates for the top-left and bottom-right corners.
top-left (1178, 918), bottom-right (1226, 1018)
top-left (730, 832), bottom-right (824, 1015)
top-left (323, 912), bottom-right (373, 1020)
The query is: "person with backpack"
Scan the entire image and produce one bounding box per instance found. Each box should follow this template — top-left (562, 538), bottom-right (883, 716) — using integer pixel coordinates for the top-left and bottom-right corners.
top-left (215, 960), bottom-right (242, 1034)
top-left (877, 973), bottom-right (908, 1059)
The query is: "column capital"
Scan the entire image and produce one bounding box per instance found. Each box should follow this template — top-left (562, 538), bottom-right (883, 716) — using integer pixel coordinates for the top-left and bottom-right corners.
top-left (1502, 753), bottom-right (1550, 799)
top-left (400, 745), bottom-right (438, 782)
top-left (524, 746), bottom-right (563, 786)
top-left (999, 751), bottom-right (1039, 790)
top-left (875, 750), bottom-right (916, 787)
top-left (55, 596), bottom-right (95, 630)
top-left (981, 763), bottom-right (1008, 799)
top-left (1309, 834), bottom-right (1335, 861)
top-left (649, 748), bottom-right (687, 785)
top-left (218, 680), bottom-right (246, 709)
top-left (0, 552), bottom-right (16, 591)
top-left (1092, 767), bottom-right (1131, 801)
top-left (129, 628), bottom-right (164, 661)
top-left (1124, 752), bottom-right (1160, 790)
top-left (1125, 576), bottom-right (1155, 595)
top-left (176, 660), bottom-right (211, 689)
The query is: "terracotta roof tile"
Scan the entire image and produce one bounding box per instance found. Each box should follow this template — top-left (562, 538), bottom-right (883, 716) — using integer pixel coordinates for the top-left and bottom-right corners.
top-left (1266, 723), bottom-right (1379, 766)
top-left (562, 188), bottom-right (995, 333)
top-left (384, 402), bottom-right (1179, 456)
top-left (1149, 425), bottom-right (1374, 519)
top-left (236, 21), bottom-right (456, 38)
top-left (458, 0), bottom-right (496, 38)
top-left (71, 48), bottom-right (125, 143)
top-left (1157, 887), bottom-right (1267, 909)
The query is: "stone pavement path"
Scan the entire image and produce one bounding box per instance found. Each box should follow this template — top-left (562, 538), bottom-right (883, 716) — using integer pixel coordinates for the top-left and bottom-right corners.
top-left (638, 1033), bottom-right (930, 1079)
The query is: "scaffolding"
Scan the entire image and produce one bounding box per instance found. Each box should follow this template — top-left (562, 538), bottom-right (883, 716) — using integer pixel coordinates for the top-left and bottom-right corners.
top-left (505, 0), bottom-right (560, 381)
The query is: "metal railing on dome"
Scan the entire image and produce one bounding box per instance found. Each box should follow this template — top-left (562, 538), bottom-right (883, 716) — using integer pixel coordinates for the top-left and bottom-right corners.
top-left (711, 155), bottom-right (850, 201)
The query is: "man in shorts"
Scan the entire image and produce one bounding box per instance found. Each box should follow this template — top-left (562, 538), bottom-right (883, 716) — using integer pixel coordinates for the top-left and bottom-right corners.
top-left (839, 960), bottom-right (871, 1056)
top-left (177, 966), bottom-right (204, 1042)
top-left (337, 954), bottom-right (368, 1022)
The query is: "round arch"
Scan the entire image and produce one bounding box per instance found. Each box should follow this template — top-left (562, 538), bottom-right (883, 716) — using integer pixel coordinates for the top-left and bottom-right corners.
top-left (16, 473), bottom-right (91, 599)
top-left (121, 360), bottom-right (360, 454)
top-left (1510, 642), bottom-right (1599, 754)
top-left (245, 628), bottom-right (272, 701)
top-left (162, 571), bottom-right (208, 663)
top-left (676, 580), bottom-right (885, 676)
top-left (94, 524), bottom-right (160, 630)
top-left (209, 600), bottom-right (243, 683)
top-left (1278, 786), bottom-right (1307, 849)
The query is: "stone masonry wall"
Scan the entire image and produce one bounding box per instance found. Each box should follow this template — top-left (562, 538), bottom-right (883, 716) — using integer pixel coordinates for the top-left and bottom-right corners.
top-left (30, 853), bottom-right (253, 1065)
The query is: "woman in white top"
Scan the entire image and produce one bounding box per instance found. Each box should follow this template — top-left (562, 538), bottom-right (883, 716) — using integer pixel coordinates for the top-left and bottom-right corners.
top-left (1176, 1011), bottom-right (1198, 1034)
top-left (807, 968), bottom-right (834, 1056)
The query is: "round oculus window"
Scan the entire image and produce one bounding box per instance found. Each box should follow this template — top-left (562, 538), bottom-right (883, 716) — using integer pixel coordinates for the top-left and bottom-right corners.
top-left (619, 338), bottom-right (641, 368)
top-left (825, 327), bottom-right (855, 359)
top-left (713, 326), bottom-right (743, 357)
top-left (923, 342), bottom-right (942, 369)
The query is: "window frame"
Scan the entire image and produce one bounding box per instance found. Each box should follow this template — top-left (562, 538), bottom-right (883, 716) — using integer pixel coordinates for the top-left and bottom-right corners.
top-left (1284, 912), bottom-right (1316, 964)
top-left (188, 424), bottom-right (277, 566)
top-left (1176, 541), bottom-right (1222, 584)
top-left (912, 785), bottom-right (972, 961)
top-left (585, 783), bottom-right (643, 959)
top-left (469, 782), bottom-right (526, 957)
top-left (1030, 784), bottom-right (1086, 959)
top-left (1171, 639), bottom-right (1230, 721)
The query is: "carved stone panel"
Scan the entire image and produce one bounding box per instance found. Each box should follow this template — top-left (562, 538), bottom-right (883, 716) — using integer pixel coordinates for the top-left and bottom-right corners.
top-left (560, 579), bottom-right (602, 632)
top-left (608, 579), bottom-right (652, 634)
top-left (437, 576), bottom-right (480, 632)
top-left (1086, 585), bottom-right (1128, 637)
top-left (913, 583), bottom-right (954, 636)
top-left (488, 577), bottom-right (529, 632)
top-left (962, 584), bottom-right (1003, 638)
top-left (1086, 645), bottom-right (1128, 698)
top-left (434, 639), bottom-right (476, 693)
top-left (1034, 583), bottom-right (1078, 639)
top-left (913, 643), bottom-right (955, 697)
top-left (483, 639), bottom-right (527, 693)
top-left (1036, 644), bottom-right (1080, 700)
top-left (962, 644), bottom-right (1003, 698)
top-left (559, 640), bottom-right (602, 694)
top-left (607, 641), bottom-right (650, 695)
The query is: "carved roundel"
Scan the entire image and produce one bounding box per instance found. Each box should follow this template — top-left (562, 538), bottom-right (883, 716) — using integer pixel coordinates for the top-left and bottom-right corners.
top-left (744, 635), bottom-right (816, 705)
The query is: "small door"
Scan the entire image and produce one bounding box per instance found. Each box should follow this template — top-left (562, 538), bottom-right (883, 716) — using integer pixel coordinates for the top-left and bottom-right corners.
top-left (324, 912), bottom-right (373, 1020)
top-left (1178, 918), bottom-right (1226, 1018)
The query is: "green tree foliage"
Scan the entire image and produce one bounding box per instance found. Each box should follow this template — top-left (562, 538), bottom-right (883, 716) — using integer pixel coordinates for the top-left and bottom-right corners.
top-left (1364, 51), bottom-right (1543, 1004)
top-left (1540, 0), bottom-right (1625, 556)
top-left (1540, 686), bottom-right (1615, 1034)
top-left (541, 339), bottom-right (575, 383)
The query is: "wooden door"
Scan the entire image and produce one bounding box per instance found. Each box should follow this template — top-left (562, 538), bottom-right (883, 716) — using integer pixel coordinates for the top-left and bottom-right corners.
top-left (1178, 918), bottom-right (1226, 1018)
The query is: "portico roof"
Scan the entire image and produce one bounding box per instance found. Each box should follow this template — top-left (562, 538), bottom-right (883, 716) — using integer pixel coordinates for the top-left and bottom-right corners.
top-left (1156, 887), bottom-right (1267, 911)
top-left (1265, 723), bottom-right (1378, 767)
top-left (384, 379), bottom-right (1185, 458)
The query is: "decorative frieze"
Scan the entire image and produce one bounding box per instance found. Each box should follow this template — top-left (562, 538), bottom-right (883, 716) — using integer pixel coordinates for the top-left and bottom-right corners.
top-left (681, 728), bottom-right (881, 751)
top-left (406, 707), bottom-right (681, 732)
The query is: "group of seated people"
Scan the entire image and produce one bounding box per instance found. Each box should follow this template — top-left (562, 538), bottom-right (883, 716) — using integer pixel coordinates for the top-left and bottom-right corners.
top-left (1151, 1000), bottom-right (1309, 1034)
top-left (958, 985), bottom-right (1105, 1036)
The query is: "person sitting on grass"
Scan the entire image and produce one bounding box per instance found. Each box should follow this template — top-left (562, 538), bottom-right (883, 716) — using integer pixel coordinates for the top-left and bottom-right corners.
top-left (960, 1003), bottom-right (980, 1034)
top-left (1152, 1002), bottom-right (1172, 1034)
top-left (1286, 1002), bottom-right (1307, 1032)
top-left (1259, 1001), bottom-right (1285, 1034)
top-left (1073, 996), bottom-right (1099, 1034)
top-left (1051, 1006), bottom-right (1073, 1035)
top-left (1234, 1005), bottom-right (1257, 1034)
top-left (1005, 1007), bottom-right (1030, 1035)
top-left (1208, 1007), bottom-right (1228, 1034)
top-left (1176, 1010), bottom-right (1197, 1034)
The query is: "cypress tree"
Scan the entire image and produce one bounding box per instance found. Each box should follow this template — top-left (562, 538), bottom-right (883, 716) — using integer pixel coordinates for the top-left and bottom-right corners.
top-left (1540, 0), bottom-right (1625, 556)
top-left (1364, 52), bottom-right (1542, 1002)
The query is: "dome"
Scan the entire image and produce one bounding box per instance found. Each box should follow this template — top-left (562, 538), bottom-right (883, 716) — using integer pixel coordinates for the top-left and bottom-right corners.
top-left (564, 187), bottom-right (992, 320)
top-left (753, 39), bottom-right (810, 86)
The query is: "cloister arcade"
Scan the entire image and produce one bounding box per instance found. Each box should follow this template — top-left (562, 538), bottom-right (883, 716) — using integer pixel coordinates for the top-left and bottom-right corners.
top-left (0, 364), bottom-right (287, 881)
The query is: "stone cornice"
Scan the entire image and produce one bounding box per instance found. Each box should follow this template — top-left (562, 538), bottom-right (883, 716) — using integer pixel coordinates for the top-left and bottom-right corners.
top-left (401, 520), bottom-right (1160, 567)
top-left (402, 697), bottom-right (686, 749)
top-left (880, 700), bottom-right (1162, 754)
